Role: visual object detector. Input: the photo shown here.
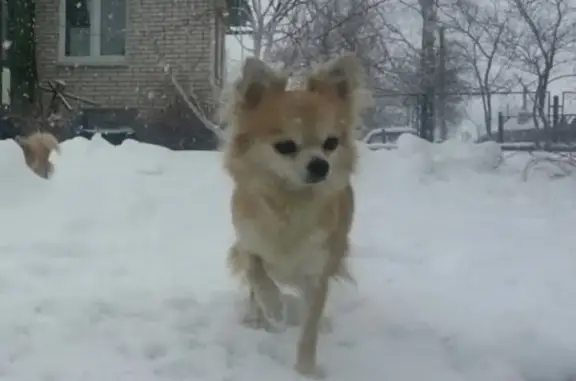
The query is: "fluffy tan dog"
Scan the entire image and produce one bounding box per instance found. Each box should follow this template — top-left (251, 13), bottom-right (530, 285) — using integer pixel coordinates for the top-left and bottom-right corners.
top-left (15, 132), bottom-right (60, 179)
top-left (222, 53), bottom-right (368, 378)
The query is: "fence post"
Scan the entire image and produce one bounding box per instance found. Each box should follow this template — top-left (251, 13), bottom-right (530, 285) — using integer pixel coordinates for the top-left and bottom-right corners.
top-left (497, 112), bottom-right (504, 143)
top-left (552, 95), bottom-right (560, 142)
top-left (419, 92), bottom-right (435, 142)
top-left (419, 94), bottom-right (426, 139)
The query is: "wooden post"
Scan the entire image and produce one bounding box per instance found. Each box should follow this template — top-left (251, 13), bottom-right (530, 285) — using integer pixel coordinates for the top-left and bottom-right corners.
top-left (497, 112), bottom-right (504, 143)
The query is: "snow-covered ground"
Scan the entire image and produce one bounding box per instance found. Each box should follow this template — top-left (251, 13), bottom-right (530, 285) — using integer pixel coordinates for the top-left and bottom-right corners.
top-left (1, 135), bottom-right (576, 381)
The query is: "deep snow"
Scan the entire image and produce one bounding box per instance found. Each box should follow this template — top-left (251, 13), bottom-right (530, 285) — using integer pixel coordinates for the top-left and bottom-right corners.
top-left (0, 135), bottom-right (575, 381)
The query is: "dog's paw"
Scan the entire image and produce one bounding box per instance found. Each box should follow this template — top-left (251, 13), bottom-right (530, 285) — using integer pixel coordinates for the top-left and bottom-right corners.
top-left (261, 301), bottom-right (284, 325)
top-left (242, 314), bottom-right (286, 333)
top-left (242, 311), bottom-right (265, 329)
top-left (241, 300), bottom-right (286, 333)
top-left (294, 361), bottom-right (326, 379)
top-left (241, 298), bottom-right (267, 329)
top-left (256, 289), bottom-right (286, 326)
top-left (319, 316), bottom-right (333, 334)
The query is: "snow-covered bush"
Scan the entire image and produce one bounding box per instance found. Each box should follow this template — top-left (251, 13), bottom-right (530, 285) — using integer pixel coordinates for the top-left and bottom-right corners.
top-left (377, 133), bottom-right (504, 180)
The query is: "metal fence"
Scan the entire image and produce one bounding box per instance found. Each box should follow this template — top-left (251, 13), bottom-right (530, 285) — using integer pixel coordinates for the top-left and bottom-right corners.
top-left (365, 88), bottom-right (576, 151)
top-left (492, 92), bottom-right (576, 151)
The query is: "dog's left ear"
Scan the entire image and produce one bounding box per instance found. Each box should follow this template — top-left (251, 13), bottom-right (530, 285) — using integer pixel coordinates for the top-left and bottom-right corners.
top-left (306, 53), bottom-right (365, 101)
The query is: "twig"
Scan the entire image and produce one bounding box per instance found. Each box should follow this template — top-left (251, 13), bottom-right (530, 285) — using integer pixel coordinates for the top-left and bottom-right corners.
top-left (521, 151), bottom-right (576, 181)
top-left (164, 64), bottom-right (224, 140)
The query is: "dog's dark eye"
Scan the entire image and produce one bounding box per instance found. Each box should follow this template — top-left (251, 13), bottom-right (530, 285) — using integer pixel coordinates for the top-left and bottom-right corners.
top-left (273, 140), bottom-right (298, 155)
top-left (322, 137), bottom-right (339, 151)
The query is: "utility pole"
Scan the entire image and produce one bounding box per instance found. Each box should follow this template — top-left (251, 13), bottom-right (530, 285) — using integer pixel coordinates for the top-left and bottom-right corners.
top-left (438, 25), bottom-right (447, 141)
top-left (418, 0), bottom-right (437, 142)
top-left (0, 0), bottom-right (4, 106)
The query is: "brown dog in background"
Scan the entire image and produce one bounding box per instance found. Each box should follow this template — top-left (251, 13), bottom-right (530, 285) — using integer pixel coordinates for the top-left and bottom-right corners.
top-left (15, 132), bottom-right (60, 179)
top-left (222, 53), bottom-right (369, 378)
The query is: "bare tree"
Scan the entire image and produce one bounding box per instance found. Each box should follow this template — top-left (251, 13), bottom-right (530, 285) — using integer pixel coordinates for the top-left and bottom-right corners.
top-left (367, 3), bottom-right (422, 93)
top-left (507, 0), bottom-right (576, 132)
top-left (265, 0), bottom-right (385, 135)
top-left (270, 0), bottom-right (386, 68)
top-left (271, 0), bottom-right (419, 134)
top-left (266, 0), bottom-right (471, 136)
top-left (441, 0), bottom-right (515, 136)
top-left (230, 0), bottom-right (305, 60)
top-left (374, 0), bottom-right (470, 138)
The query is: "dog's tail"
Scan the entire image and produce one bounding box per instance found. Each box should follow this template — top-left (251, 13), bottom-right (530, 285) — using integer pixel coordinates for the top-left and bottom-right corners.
top-left (16, 132), bottom-right (60, 179)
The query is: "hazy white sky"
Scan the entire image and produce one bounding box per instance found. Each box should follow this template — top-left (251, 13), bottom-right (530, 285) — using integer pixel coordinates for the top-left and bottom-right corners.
top-left (225, 34), bottom-right (252, 83)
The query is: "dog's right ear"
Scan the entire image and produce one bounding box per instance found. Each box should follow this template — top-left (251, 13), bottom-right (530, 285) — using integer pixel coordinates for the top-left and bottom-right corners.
top-left (235, 57), bottom-right (287, 109)
top-left (306, 53), bottom-right (365, 101)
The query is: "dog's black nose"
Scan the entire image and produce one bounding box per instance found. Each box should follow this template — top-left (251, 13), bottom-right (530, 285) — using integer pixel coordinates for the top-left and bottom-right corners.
top-left (306, 157), bottom-right (330, 182)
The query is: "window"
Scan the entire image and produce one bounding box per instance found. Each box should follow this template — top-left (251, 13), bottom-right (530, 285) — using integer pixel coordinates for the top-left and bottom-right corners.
top-left (59, 0), bottom-right (127, 63)
top-left (213, 13), bottom-right (225, 85)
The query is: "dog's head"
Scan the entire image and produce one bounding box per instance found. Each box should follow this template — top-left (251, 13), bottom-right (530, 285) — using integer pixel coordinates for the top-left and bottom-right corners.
top-left (223, 54), bottom-right (368, 193)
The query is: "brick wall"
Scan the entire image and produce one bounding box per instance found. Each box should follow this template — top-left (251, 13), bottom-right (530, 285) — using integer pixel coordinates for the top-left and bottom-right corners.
top-left (35, 0), bottom-right (222, 113)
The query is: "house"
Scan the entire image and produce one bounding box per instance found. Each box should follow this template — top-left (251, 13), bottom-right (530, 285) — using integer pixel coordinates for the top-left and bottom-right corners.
top-left (30, 0), bottom-right (250, 149)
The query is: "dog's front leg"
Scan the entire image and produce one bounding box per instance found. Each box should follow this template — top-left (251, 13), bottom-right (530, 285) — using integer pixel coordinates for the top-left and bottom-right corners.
top-left (294, 272), bottom-right (330, 378)
top-left (281, 277), bottom-right (332, 333)
top-left (301, 277), bottom-right (333, 333)
top-left (295, 236), bottom-right (349, 378)
top-left (245, 254), bottom-right (284, 330)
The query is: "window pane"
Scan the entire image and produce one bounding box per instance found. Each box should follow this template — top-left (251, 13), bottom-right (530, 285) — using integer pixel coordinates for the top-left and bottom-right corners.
top-left (100, 0), bottom-right (126, 56)
top-left (65, 0), bottom-right (91, 56)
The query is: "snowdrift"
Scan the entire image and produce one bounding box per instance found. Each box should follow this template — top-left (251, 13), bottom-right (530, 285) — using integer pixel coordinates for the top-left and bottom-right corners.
top-left (0, 135), bottom-right (575, 381)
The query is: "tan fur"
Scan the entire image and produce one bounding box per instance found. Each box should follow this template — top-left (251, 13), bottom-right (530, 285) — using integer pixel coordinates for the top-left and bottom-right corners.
top-left (16, 132), bottom-right (60, 179)
top-left (222, 53), bottom-right (369, 378)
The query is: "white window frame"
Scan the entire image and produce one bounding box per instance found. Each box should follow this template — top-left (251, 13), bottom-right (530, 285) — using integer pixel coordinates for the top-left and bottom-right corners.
top-left (1, 0), bottom-right (8, 104)
top-left (58, 0), bottom-right (128, 65)
top-left (211, 11), bottom-right (226, 86)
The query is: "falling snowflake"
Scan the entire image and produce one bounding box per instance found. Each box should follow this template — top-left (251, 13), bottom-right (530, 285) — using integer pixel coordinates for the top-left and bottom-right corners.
top-left (2, 40), bottom-right (12, 50)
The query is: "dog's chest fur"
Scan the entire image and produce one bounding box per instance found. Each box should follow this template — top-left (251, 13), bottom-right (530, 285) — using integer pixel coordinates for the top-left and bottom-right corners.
top-left (235, 194), bottom-right (332, 282)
